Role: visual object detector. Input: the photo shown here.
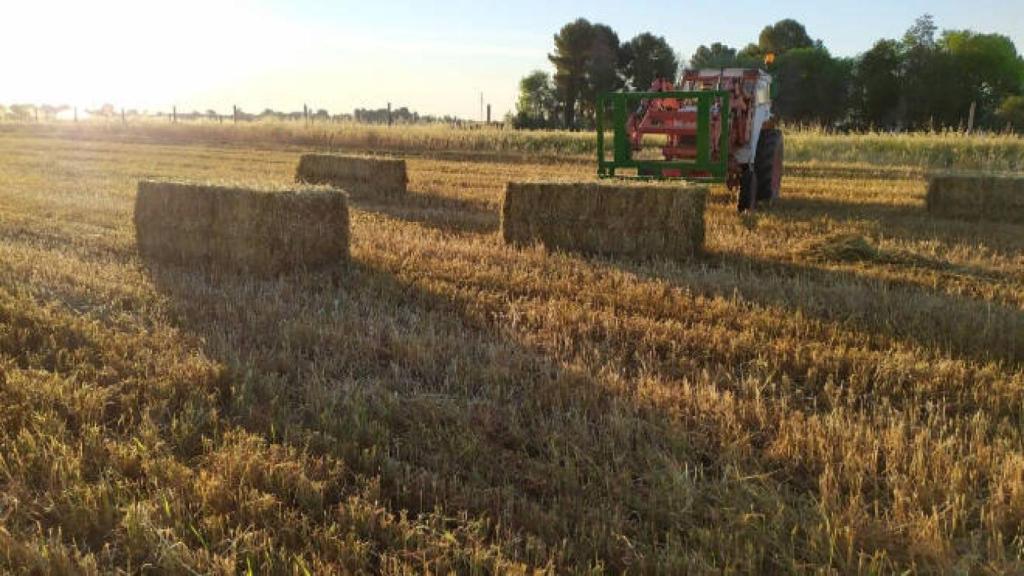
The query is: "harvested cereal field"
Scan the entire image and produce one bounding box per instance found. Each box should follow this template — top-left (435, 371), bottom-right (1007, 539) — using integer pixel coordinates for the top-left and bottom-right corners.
top-left (0, 126), bottom-right (1023, 574)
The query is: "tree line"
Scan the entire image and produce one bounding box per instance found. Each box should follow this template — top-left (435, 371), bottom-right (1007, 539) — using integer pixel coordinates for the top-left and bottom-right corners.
top-left (515, 15), bottom-right (1024, 132)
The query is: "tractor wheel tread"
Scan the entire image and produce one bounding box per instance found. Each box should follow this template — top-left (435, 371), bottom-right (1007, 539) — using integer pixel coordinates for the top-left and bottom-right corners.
top-left (755, 129), bottom-right (784, 202)
top-left (737, 166), bottom-right (755, 212)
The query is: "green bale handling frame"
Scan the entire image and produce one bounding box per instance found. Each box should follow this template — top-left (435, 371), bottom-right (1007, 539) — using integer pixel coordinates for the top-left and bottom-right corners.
top-left (596, 90), bottom-right (731, 182)
top-left (594, 69), bottom-right (784, 212)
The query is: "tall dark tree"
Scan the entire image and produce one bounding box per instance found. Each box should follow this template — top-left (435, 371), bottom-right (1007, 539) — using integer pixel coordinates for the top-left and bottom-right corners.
top-left (900, 15), bottom-right (964, 129)
top-left (549, 19), bottom-right (596, 129)
top-left (772, 47), bottom-right (852, 125)
top-left (583, 23), bottom-right (623, 117)
top-left (758, 19), bottom-right (815, 55)
top-left (852, 39), bottom-right (903, 127)
top-left (621, 33), bottom-right (678, 89)
top-left (689, 42), bottom-right (738, 69)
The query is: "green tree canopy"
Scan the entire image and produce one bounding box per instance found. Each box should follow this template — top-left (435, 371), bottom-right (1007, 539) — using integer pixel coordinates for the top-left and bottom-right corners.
top-left (772, 47), bottom-right (852, 125)
top-left (736, 43), bottom-right (766, 67)
top-left (998, 95), bottom-right (1024, 131)
top-left (897, 15), bottom-right (975, 129)
top-left (903, 14), bottom-right (938, 49)
top-left (548, 19), bottom-right (624, 128)
top-left (620, 33), bottom-right (678, 89)
top-left (549, 18), bottom-right (597, 129)
top-left (583, 23), bottom-right (623, 114)
top-left (852, 39), bottom-right (903, 127)
top-left (689, 42), bottom-right (738, 69)
top-left (942, 31), bottom-right (1024, 125)
top-left (514, 70), bottom-right (558, 129)
top-left (533, 13), bottom-right (1023, 131)
top-left (759, 19), bottom-right (814, 55)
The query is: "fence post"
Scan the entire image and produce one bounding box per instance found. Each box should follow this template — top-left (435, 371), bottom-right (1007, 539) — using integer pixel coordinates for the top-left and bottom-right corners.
top-left (233, 105), bottom-right (238, 124)
top-left (387, 102), bottom-right (392, 127)
top-left (172, 106), bottom-right (177, 123)
top-left (121, 108), bottom-right (126, 126)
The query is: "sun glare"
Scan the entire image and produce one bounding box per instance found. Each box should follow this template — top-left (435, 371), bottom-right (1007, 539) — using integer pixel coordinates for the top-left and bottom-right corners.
top-left (3, 0), bottom-right (303, 112)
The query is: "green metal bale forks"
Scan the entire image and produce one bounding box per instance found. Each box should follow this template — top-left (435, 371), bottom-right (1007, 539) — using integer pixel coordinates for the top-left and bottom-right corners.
top-left (596, 68), bottom-right (784, 212)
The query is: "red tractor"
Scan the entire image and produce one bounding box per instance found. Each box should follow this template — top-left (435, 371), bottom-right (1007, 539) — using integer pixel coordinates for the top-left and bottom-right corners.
top-left (597, 68), bottom-right (784, 212)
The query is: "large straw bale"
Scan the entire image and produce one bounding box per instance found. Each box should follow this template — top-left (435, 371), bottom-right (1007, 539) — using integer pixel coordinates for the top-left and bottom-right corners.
top-left (927, 173), bottom-right (1024, 224)
top-left (295, 154), bottom-right (407, 197)
top-left (502, 180), bottom-right (706, 260)
top-left (135, 180), bottom-right (349, 275)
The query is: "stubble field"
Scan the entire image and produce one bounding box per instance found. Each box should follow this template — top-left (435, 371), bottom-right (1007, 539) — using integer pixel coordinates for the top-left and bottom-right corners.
top-left (0, 125), bottom-right (1022, 574)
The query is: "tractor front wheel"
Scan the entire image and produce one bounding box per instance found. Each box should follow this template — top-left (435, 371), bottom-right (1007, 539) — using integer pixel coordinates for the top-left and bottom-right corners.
top-left (755, 129), bottom-right (784, 204)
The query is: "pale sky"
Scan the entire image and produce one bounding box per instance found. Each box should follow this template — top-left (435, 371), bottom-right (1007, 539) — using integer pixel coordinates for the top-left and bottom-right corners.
top-left (3, 0), bottom-right (1022, 120)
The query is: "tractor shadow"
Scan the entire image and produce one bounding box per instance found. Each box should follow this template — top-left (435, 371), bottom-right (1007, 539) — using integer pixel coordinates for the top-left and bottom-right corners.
top-left (142, 256), bottom-right (753, 570)
top-left (346, 188), bottom-right (499, 235)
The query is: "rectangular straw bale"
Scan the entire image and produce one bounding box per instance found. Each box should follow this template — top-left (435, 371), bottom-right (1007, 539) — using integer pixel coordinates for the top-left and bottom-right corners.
top-left (135, 180), bottom-right (349, 275)
top-left (295, 153), bottom-right (407, 197)
top-left (501, 180), bottom-right (707, 260)
top-left (927, 173), bottom-right (1024, 224)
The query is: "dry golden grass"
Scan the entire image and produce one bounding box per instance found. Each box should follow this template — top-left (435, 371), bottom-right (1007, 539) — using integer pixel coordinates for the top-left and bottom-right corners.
top-left (0, 126), bottom-right (1022, 573)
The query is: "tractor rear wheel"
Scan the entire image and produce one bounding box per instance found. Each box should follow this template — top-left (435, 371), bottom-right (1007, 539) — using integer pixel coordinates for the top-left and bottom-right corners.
top-left (737, 165), bottom-right (756, 212)
top-left (755, 129), bottom-right (784, 203)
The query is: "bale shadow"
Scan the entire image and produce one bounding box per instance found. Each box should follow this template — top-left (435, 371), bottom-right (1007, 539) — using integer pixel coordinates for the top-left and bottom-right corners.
top-left (616, 248), bottom-right (1024, 368)
top-left (776, 195), bottom-right (925, 220)
top-left (770, 195), bottom-right (1024, 256)
top-left (142, 256), bottom-right (792, 571)
top-left (346, 187), bottom-right (499, 234)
